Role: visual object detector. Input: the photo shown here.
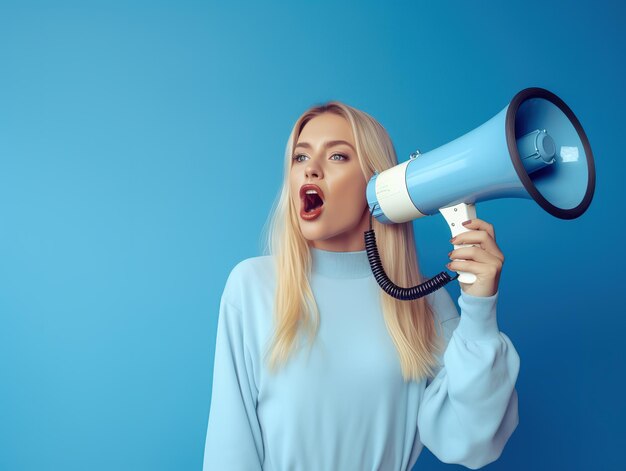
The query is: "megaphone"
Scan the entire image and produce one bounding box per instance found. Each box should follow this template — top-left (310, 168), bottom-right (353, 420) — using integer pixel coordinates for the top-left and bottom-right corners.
top-left (364, 87), bottom-right (595, 300)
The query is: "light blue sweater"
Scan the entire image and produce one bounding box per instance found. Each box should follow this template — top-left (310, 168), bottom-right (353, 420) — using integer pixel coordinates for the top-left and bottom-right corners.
top-left (203, 247), bottom-right (520, 470)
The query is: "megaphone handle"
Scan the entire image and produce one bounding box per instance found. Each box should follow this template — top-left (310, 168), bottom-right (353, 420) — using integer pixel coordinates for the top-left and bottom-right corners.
top-left (439, 202), bottom-right (478, 285)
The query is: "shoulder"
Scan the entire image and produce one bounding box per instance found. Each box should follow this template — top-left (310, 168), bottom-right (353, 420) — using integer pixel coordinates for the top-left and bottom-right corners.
top-left (229, 254), bottom-right (276, 284)
top-left (221, 254), bottom-right (277, 307)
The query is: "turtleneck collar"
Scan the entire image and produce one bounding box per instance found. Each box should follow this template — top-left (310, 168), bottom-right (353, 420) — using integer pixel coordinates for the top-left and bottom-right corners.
top-left (310, 247), bottom-right (373, 279)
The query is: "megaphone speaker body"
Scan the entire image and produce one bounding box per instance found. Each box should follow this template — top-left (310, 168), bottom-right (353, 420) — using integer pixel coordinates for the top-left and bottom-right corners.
top-left (366, 87), bottom-right (595, 285)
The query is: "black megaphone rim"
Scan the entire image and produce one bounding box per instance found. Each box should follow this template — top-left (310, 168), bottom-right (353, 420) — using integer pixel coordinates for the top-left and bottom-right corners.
top-left (505, 87), bottom-right (596, 220)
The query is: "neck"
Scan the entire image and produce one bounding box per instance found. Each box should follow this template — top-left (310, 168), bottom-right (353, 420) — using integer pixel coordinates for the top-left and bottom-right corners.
top-left (310, 246), bottom-right (372, 279)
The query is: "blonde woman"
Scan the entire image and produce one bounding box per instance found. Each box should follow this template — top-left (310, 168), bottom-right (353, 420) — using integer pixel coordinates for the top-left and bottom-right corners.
top-left (203, 102), bottom-right (519, 470)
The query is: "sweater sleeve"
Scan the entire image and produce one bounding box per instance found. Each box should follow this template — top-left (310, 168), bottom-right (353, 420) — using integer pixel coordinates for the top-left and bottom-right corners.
top-left (417, 289), bottom-right (520, 470)
top-left (203, 294), bottom-right (264, 471)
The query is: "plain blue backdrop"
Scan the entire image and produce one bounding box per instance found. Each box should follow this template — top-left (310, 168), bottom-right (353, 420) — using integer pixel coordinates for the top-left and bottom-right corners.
top-left (1, 0), bottom-right (624, 469)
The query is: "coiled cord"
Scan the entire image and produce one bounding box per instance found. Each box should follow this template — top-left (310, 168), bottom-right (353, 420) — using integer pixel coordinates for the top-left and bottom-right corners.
top-left (365, 204), bottom-right (459, 301)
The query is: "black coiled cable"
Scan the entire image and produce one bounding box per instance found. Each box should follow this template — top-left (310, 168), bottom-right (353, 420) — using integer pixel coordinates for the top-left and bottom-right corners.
top-left (365, 204), bottom-right (459, 301)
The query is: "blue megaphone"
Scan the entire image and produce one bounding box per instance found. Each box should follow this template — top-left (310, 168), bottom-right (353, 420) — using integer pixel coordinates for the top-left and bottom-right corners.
top-left (364, 87), bottom-right (595, 296)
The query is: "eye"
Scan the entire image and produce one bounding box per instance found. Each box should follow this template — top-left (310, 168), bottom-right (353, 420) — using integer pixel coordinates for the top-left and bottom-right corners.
top-left (291, 153), bottom-right (348, 163)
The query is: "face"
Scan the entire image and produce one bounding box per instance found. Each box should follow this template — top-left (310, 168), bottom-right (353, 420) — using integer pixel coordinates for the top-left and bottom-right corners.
top-left (289, 112), bottom-right (370, 252)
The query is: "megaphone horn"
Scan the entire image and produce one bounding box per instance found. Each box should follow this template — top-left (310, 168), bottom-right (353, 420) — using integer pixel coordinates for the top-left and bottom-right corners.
top-left (364, 87), bottom-right (596, 299)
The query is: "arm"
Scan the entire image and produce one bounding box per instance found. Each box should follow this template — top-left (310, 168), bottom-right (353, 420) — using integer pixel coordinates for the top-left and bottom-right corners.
top-left (203, 296), bottom-right (264, 471)
top-left (418, 288), bottom-right (520, 470)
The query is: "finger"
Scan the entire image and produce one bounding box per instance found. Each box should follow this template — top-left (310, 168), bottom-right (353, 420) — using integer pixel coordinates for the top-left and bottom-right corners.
top-left (449, 246), bottom-right (504, 267)
top-left (452, 230), bottom-right (504, 263)
top-left (458, 218), bottom-right (496, 241)
top-left (447, 258), bottom-right (501, 278)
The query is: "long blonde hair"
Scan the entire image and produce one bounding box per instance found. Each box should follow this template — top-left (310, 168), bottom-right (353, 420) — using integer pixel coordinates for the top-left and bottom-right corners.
top-left (260, 101), bottom-right (444, 382)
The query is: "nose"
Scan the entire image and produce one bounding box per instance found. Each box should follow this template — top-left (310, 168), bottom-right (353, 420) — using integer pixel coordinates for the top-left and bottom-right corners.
top-left (305, 159), bottom-right (323, 179)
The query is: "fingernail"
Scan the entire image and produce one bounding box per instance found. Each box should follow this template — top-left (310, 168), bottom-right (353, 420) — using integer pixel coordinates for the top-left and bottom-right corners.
top-left (447, 251), bottom-right (452, 257)
top-left (462, 219), bottom-right (471, 226)
top-left (450, 237), bottom-right (456, 243)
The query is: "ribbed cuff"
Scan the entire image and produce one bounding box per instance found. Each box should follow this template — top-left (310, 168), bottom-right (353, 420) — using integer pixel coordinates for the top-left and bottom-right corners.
top-left (456, 290), bottom-right (500, 341)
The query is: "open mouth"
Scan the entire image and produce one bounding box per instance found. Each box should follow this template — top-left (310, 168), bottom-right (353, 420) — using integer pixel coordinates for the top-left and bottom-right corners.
top-left (299, 184), bottom-right (325, 219)
top-left (303, 192), bottom-right (324, 213)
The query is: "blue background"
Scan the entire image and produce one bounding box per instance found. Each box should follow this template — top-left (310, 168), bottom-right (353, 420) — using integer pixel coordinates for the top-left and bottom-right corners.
top-left (1, 1), bottom-right (624, 469)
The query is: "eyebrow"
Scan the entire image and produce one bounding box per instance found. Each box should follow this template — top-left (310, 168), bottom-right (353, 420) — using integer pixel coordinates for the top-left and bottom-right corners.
top-left (294, 140), bottom-right (356, 151)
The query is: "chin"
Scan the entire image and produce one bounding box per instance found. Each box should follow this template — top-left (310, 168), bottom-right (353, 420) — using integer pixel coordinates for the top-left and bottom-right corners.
top-left (300, 226), bottom-right (347, 245)
top-left (300, 228), bottom-right (329, 242)
top-left (298, 223), bottom-right (326, 239)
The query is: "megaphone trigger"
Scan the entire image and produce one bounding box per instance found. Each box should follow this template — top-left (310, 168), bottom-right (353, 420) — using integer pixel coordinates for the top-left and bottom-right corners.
top-left (439, 202), bottom-right (478, 284)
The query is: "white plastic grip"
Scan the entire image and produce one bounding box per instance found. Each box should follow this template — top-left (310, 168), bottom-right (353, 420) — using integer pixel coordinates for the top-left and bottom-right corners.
top-left (438, 202), bottom-right (478, 284)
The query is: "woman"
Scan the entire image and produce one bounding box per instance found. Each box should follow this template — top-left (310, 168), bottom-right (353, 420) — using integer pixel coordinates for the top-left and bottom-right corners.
top-left (203, 101), bottom-right (519, 470)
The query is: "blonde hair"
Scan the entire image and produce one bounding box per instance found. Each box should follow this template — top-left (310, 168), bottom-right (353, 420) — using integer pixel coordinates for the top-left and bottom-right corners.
top-left (260, 101), bottom-right (444, 382)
